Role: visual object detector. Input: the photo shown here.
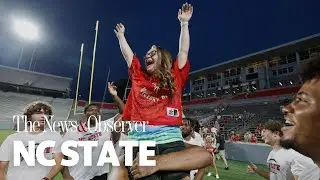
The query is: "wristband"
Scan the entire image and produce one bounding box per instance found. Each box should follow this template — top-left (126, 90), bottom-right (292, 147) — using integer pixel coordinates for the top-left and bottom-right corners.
top-left (180, 21), bottom-right (189, 26)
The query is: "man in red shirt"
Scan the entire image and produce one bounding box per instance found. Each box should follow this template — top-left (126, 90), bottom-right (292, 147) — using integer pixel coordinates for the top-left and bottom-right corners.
top-left (230, 131), bottom-right (236, 142)
top-left (256, 123), bottom-right (262, 135)
top-left (235, 134), bottom-right (242, 141)
top-left (113, 3), bottom-right (211, 180)
top-left (250, 134), bottom-right (258, 143)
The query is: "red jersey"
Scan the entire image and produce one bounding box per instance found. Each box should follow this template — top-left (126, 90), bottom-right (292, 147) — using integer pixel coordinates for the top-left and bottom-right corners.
top-left (123, 56), bottom-right (190, 125)
top-left (206, 143), bottom-right (215, 153)
top-left (250, 137), bottom-right (258, 143)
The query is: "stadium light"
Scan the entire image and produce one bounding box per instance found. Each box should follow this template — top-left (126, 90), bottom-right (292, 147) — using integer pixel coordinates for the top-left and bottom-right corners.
top-left (290, 81), bottom-right (293, 85)
top-left (279, 82), bottom-right (283, 86)
top-left (13, 19), bottom-right (39, 41)
top-left (13, 19), bottom-right (39, 69)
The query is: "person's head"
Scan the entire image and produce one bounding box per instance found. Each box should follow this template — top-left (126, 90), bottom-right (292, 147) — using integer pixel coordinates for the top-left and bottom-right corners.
top-left (217, 131), bottom-right (222, 138)
top-left (206, 135), bottom-right (214, 143)
top-left (84, 103), bottom-right (101, 122)
top-left (281, 57), bottom-right (320, 161)
top-left (23, 101), bottom-right (52, 129)
top-left (144, 45), bottom-right (175, 96)
top-left (180, 118), bottom-right (193, 138)
top-left (261, 120), bottom-right (283, 146)
top-left (193, 119), bottom-right (200, 133)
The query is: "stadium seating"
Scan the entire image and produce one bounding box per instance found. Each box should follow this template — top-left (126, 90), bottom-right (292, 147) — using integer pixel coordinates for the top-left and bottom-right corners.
top-left (0, 91), bottom-right (73, 130)
top-left (232, 86), bottom-right (299, 100)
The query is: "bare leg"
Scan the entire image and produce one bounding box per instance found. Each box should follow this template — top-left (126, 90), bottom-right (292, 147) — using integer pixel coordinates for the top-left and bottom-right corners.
top-left (131, 145), bottom-right (212, 179)
top-left (219, 150), bottom-right (228, 168)
top-left (212, 154), bottom-right (219, 177)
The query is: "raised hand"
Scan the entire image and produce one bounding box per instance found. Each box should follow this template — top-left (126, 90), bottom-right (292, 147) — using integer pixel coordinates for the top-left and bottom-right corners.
top-left (178, 3), bottom-right (193, 22)
top-left (108, 82), bottom-right (117, 96)
top-left (247, 162), bottom-right (257, 173)
top-left (114, 23), bottom-right (125, 38)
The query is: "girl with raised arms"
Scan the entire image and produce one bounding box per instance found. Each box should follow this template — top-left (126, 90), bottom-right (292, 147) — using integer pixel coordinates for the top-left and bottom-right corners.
top-left (113, 3), bottom-right (212, 180)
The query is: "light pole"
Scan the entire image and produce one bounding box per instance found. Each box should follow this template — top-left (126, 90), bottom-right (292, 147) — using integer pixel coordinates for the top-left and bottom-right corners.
top-left (29, 47), bottom-right (36, 70)
top-left (13, 19), bottom-right (39, 69)
top-left (18, 46), bottom-right (24, 69)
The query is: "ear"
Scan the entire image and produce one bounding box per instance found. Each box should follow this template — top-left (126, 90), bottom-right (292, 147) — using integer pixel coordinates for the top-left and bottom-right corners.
top-left (273, 131), bottom-right (281, 137)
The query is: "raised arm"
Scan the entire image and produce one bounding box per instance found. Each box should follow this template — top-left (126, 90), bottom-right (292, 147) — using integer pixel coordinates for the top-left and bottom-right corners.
top-left (108, 82), bottom-right (125, 114)
top-left (177, 3), bottom-right (193, 69)
top-left (108, 81), bottom-right (124, 143)
top-left (130, 146), bottom-right (212, 179)
top-left (114, 23), bottom-right (134, 68)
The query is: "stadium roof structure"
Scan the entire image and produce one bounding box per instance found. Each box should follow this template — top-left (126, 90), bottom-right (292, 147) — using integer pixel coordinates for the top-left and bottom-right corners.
top-left (0, 65), bottom-right (72, 92)
top-left (189, 33), bottom-right (320, 79)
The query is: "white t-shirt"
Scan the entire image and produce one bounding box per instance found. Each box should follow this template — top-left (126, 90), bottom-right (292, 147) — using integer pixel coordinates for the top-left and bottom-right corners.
top-left (63, 120), bottom-right (113, 180)
top-left (211, 127), bottom-right (217, 136)
top-left (184, 133), bottom-right (203, 180)
top-left (267, 148), bottom-right (316, 180)
top-left (0, 131), bottom-right (62, 180)
top-left (114, 133), bottom-right (128, 157)
top-left (193, 132), bottom-right (203, 147)
top-left (298, 166), bottom-right (320, 180)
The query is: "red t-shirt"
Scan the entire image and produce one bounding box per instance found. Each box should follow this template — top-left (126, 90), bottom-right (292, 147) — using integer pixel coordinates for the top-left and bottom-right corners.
top-left (123, 56), bottom-right (190, 125)
top-left (250, 137), bottom-right (258, 143)
top-left (235, 135), bottom-right (242, 141)
top-left (231, 135), bottom-right (236, 141)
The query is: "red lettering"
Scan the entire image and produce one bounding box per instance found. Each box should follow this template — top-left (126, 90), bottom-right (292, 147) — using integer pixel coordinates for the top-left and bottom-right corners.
top-left (43, 147), bottom-right (52, 153)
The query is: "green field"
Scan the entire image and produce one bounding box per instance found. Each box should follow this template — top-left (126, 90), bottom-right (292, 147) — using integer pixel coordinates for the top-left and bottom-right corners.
top-left (0, 130), bottom-right (267, 180)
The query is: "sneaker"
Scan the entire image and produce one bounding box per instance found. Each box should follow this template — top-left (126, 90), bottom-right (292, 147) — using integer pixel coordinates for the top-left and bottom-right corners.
top-left (225, 167), bottom-right (229, 170)
top-left (216, 174), bottom-right (220, 179)
top-left (207, 172), bottom-right (212, 176)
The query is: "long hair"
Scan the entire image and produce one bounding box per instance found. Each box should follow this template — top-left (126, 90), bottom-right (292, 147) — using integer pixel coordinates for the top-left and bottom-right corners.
top-left (147, 46), bottom-right (176, 98)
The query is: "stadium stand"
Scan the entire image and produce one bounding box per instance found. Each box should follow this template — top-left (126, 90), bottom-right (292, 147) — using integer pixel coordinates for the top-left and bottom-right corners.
top-left (0, 66), bottom-right (73, 130)
top-left (0, 65), bottom-right (71, 98)
top-left (0, 91), bottom-right (73, 130)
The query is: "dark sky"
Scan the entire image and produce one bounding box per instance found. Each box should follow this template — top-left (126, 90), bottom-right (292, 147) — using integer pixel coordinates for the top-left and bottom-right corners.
top-left (0, 0), bottom-right (319, 102)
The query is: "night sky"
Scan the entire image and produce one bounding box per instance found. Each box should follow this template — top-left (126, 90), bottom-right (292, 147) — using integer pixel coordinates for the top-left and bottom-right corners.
top-left (0, 0), bottom-right (319, 102)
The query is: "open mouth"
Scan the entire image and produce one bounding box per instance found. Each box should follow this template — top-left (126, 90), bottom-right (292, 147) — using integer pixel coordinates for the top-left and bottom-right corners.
top-left (145, 58), bottom-right (154, 66)
top-left (284, 120), bottom-right (295, 127)
top-left (281, 119), bottom-right (296, 139)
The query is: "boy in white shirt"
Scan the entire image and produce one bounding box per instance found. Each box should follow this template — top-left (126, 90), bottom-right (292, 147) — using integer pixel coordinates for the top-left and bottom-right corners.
top-left (248, 120), bottom-right (316, 180)
top-left (0, 101), bottom-right (64, 180)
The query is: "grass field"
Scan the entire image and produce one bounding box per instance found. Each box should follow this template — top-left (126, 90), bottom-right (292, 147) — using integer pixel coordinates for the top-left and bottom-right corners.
top-left (0, 130), bottom-right (267, 180)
